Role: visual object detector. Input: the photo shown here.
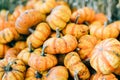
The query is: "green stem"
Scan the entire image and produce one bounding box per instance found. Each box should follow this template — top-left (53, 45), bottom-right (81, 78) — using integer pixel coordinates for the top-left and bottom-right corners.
top-left (5, 11), bottom-right (9, 21)
top-left (104, 21), bottom-right (108, 27)
top-left (41, 45), bottom-right (47, 56)
top-left (28, 42), bottom-right (33, 52)
top-left (75, 15), bottom-right (80, 24)
top-left (56, 27), bottom-right (61, 38)
top-left (35, 71), bottom-right (42, 78)
top-left (74, 70), bottom-right (79, 80)
top-left (29, 28), bottom-right (34, 33)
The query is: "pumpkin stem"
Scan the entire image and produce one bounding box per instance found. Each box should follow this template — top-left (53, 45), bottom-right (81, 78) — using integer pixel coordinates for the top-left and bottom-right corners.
top-left (5, 11), bottom-right (9, 21)
top-left (35, 71), bottom-right (42, 78)
top-left (107, 0), bottom-right (112, 23)
top-left (29, 28), bottom-right (34, 33)
top-left (104, 21), bottom-right (108, 27)
top-left (28, 42), bottom-right (33, 52)
top-left (56, 27), bottom-right (61, 38)
top-left (74, 70), bottom-right (79, 80)
top-left (75, 14), bottom-right (80, 24)
top-left (41, 45), bottom-right (47, 56)
top-left (4, 60), bottom-right (16, 72)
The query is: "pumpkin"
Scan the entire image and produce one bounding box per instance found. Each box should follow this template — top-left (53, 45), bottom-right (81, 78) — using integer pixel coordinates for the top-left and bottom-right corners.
top-left (64, 52), bottom-right (90, 80)
top-left (26, 0), bottom-right (39, 9)
top-left (4, 48), bottom-right (20, 60)
top-left (17, 42), bottom-right (34, 65)
top-left (25, 67), bottom-right (47, 80)
top-left (89, 21), bottom-right (119, 40)
top-left (27, 22), bottom-right (51, 48)
top-left (114, 65), bottom-right (120, 75)
top-left (28, 45), bottom-right (57, 72)
top-left (15, 9), bottom-right (46, 34)
top-left (56, 0), bottom-right (69, 7)
top-left (46, 5), bottom-right (71, 31)
top-left (71, 7), bottom-right (95, 24)
top-left (44, 28), bottom-right (78, 54)
top-left (46, 66), bottom-right (69, 80)
top-left (62, 15), bottom-right (89, 39)
top-left (90, 73), bottom-right (118, 80)
top-left (90, 38), bottom-right (120, 74)
top-left (0, 27), bottom-right (20, 44)
top-left (34, 0), bottom-right (56, 14)
top-left (14, 41), bottom-right (27, 50)
top-left (50, 32), bottom-right (63, 38)
top-left (111, 21), bottom-right (120, 32)
top-left (0, 44), bottom-right (9, 58)
top-left (0, 58), bottom-right (26, 80)
top-left (78, 35), bottom-right (99, 60)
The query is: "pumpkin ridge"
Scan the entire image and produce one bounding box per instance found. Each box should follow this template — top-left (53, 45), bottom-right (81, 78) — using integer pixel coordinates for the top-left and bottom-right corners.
top-left (53, 38), bottom-right (57, 54)
top-left (11, 72), bottom-right (18, 80)
top-left (61, 37), bottom-right (67, 53)
top-left (53, 13), bottom-right (66, 22)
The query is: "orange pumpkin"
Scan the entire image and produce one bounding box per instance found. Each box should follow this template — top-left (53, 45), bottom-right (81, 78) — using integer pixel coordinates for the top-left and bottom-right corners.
top-left (44, 28), bottom-right (78, 54)
top-left (78, 35), bottom-right (99, 60)
top-left (46, 66), bottom-right (69, 80)
top-left (111, 21), bottom-right (120, 32)
top-left (26, 0), bottom-right (39, 9)
top-left (71, 7), bottom-right (95, 24)
top-left (90, 73), bottom-right (118, 80)
top-left (89, 21), bottom-right (119, 40)
top-left (0, 44), bottom-right (9, 58)
top-left (28, 45), bottom-right (58, 71)
top-left (14, 41), bottom-right (27, 50)
top-left (90, 38), bottom-right (120, 74)
top-left (25, 67), bottom-right (47, 80)
top-left (46, 5), bottom-right (71, 31)
top-left (15, 9), bottom-right (46, 34)
top-left (0, 58), bottom-right (26, 80)
top-left (27, 22), bottom-right (51, 48)
top-left (64, 52), bottom-right (90, 80)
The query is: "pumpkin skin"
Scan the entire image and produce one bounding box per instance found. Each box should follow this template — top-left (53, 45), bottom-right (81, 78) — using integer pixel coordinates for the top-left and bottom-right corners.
top-left (64, 52), bottom-right (90, 80)
top-left (44, 34), bottom-right (78, 54)
top-left (46, 66), bottom-right (69, 80)
top-left (0, 58), bottom-right (26, 80)
top-left (90, 38), bottom-right (120, 74)
top-left (46, 5), bottom-right (71, 31)
top-left (35, 0), bottom-right (56, 14)
top-left (27, 22), bottom-right (51, 48)
top-left (14, 41), bottom-right (27, 50)
top-left (15, 9), bottom-right (46, 34)
top-left (62, 23), bottom-right (89, 39)
top-left (28, 46), bottom-right (58, 72)
top-left (71, 7), bottom-right (95, 24)
top-left (111, 21), bottom-right (120, 32)
top-left (90, 73), bottom-right (118, 80)
top-left (89, 21), bottom-right (119, 40)
top-left (0, 44), bottom-right (9, 58)
top-left (78, 35), bottom-right (99, 60)
top-left (0, 27), bottom-right (20, 44)
top-left (25, 67), bottom-right (47, 80)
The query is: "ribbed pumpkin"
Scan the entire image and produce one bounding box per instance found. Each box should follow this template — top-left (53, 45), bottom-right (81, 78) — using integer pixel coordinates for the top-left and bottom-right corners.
top-left (46, 5), bottom-right (71, 31)
top-left (46, 66), bottom-right (69, 80)
top-left (71, 7), bottom-right (95, 24)
top-left (90, 38), bottom-right (120, 74)
top-left (44, 28), bottom-right (78, 54)
top-left (25, 67), bottom-right (47, 80)
top-left (64, 52), bottom-right (90, 80)
top-left (0, 27), bottom-right (20, 44)
top-left (25, 0), bottom-right (38, 9)
top-left (15, 9), bottom-right (46, 34)
top-left (28, 45), bottom-right (57, 72)
top-left (89, 21), bottom-right (119, 40)
top-left (62, 15), bottom-right (89, 39)
top-left (0, 44), bottom-right (9, 58)
top-left (111, 21), bottom-right (120, 32)
top-left (14, 41), bottom-right (27, 50)
top-left (78, 35), bottom-right (99, 60)
top-left (90, 73), bottom-right (118, 80)
top-left (27, 22), bottom-right (51, 48)
top-left (34, 0), bottom-right (56, 14)
top-left (0, 58), bottom-right (26, 80)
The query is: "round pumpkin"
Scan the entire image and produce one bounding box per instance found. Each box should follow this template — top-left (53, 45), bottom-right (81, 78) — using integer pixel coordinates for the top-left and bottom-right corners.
top-left (46, 66), bottom-right (69, 80)
top-left (14, 41), bottom-right (27, 50)
top-left (0, 44), bottom-right (9, 58)
top-left (46, 5), bottom-right (71, 31)
top-left (90, 38), bottom-right (120, 74)
top-left (25, 67), bottom-right (47, 80)
top-left (15, 9), bottom-right (46, 34)
top-left (27, 22), bottom-right (51, 48)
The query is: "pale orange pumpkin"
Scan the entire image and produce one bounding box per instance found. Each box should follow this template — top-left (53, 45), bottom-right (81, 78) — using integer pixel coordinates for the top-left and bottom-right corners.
top-left (0, 44), bottom-right (9, 58)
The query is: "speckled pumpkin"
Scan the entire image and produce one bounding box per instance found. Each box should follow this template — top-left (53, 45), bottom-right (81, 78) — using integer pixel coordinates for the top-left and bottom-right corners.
top-left (90, 38), bottom-right (120, 74)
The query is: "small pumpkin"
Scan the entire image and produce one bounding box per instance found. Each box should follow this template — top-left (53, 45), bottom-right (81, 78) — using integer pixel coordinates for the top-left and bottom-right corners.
top-left (0, 44), bottom-right (9, 58)
top-left (89, 21), bottom-right (119, 40)
top-left (46, 66), bottom-right (69, 80)
top-left (27, 22), bottom-right (51, 48)
top-left (64, 52), bottom-right (90, 80)
top-left (44, 28), bottom-right (78, 54)
top-left (71, 7), bottom-right (95, 24)
top-left (46, 5), bottom-right (71, 31)
top-left (90, 73), bottom-right (118, 80)
top-left (28, 45), bottom-right (58, 72)
top-left (26, 0), bottom-right (40, 9)
top-left (25, 67), bottom-right (47, 80)
top-left (15, 9), bottom-right (46, 34)
top-left (78, 35), bottom-right (99, 60)
top-left (90, 38), bottom-right (120, 74)
top-left (0, 58), bottom-right (26, 80)
top-left (14, 41), bottom-right (27, 50)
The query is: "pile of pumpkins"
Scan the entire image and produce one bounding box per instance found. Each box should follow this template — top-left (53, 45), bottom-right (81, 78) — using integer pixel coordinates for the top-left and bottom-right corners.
top-left (0, 0), bottom-right (120, 80)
